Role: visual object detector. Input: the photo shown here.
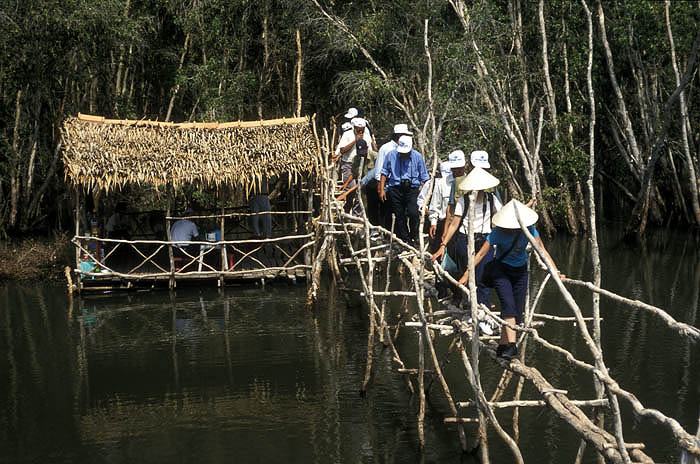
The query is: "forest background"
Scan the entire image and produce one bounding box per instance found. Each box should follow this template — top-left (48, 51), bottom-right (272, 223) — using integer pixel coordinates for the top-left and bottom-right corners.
top-left (1, 0), bottom-right (699, 243)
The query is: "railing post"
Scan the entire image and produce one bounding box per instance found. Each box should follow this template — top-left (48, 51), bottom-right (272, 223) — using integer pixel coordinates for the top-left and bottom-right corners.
top-left (219, 189), bottom-right (226, 287)
top-left (166, 189), bottom-right (175, 289)
top-left (74, 186), bottom-right (82, 294)
top-left (304, 174), bottom-right (314, 280)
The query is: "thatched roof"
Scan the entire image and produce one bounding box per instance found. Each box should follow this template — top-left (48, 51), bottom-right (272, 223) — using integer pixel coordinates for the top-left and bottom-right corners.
top-left (61, 113), bottom-right (319, 192)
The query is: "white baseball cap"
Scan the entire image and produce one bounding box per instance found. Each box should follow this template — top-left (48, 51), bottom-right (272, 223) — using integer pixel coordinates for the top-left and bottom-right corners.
top-left (439, 161), bottom-right (452, 177)
top-left (345, 107), bottom-right (359, 118)
top-left (397, 135), bottom-right (412, 153)
top-left (445, 150), bottom-right (466, 169)
top-left (470, 150), bottom-right (490, 169)
top-left (341, 122), bottom-right (352, 132)
top-left (393, 123), bottom-right (412, 135)
top-left (350, 117), bottom-right (366, 128)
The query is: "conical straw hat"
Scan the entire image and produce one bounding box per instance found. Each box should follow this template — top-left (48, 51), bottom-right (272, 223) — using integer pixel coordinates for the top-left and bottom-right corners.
top-left (455, 167), bottom-right (500, 197)
top-left (492, 199), bottom-right (538, 229)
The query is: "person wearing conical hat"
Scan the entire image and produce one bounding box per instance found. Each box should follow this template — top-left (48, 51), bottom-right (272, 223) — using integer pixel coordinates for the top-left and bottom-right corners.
top-left (431, 166), bottom-right (502, 307)
top-left (457, 199), bottom-right (564, 361)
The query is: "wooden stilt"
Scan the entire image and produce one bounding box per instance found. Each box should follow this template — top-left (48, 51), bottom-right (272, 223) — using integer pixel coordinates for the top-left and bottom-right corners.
top-left (166, 189), bottom-right (175, 290)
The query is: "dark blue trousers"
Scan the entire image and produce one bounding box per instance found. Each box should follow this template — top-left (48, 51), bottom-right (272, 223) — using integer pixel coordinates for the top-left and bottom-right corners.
top-left (491, 261), bottom-right (528, 323)
top-left (387, 186), bottom-right (419, 242)
top-left (455, 233), bottom-right (494, 307)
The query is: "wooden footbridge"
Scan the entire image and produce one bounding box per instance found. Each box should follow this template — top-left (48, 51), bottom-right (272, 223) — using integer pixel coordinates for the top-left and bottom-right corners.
top-left (62, 114), bottom-right (700, 462)
top-left (303, 127), bottom-right (700, 463)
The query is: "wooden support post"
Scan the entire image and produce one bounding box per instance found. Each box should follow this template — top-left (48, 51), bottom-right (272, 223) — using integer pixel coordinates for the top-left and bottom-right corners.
top-left (305, 174), bottom-right (314, 280)
top-left (74, 187), bottom-right (82, 294)
top-left (219, 189), bottom-right (226, 288)
top-left (166, 190), bottom-right (175, 289)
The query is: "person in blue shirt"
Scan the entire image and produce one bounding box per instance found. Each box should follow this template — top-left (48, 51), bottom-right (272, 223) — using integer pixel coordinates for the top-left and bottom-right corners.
top-left (378, 135), bottom-right (430, 244)
top-left (457, 199), bottom-right (564, 360)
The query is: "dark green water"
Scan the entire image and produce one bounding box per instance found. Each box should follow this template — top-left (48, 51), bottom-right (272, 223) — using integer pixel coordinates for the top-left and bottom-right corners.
top-left (1, 227), bottom-right (699, 463)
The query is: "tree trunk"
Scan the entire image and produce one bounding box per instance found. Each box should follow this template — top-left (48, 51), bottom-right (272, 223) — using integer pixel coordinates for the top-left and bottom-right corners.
top-left (9, 89), bottom-right (22, 229)
top-left (295, 29), bottom-right (303, 117)
top-left (597, 0), bottom-right (643, 173)
top-left (626, 31), bottom-right (700, 236)
top-left (257, 0), bottom-right (270, 119)
top-left (539, 0), bottom-right (558, 140)
top-left (165, 33), bottom-right (190, 122)
top-left (666, 0), bottom-right (700, 226)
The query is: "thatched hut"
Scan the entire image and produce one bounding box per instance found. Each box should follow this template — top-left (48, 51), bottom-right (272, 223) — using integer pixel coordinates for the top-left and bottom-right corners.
top-left (61, 113), bottom-right (321, 292)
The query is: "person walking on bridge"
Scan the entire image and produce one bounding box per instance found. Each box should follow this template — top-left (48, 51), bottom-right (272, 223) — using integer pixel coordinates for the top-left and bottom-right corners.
top-left (457, 199), bottom-right (564, 360)
top-left (336, 117), bottom-right (377, 216)
top-left (432, 167), bottom-right (502, 306)
top-left (378, 135), bottom-right (430, 245)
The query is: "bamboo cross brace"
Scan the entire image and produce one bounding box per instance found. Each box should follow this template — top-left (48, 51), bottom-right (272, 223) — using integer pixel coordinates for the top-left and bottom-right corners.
top-left (127, 244), bottom-right (169, 274)
top-left (195, 246), bottom-right (221, 273)
top-left (101, 241), bottom-right (121, 262)
top-left (71, 239), bottom-right (115, 273)
top-left (227, 244), bottom-right (266, 271)
top-left (170, 247), bottom-right (200, 273)
top-left (280, 240), bottom-right (316, 268)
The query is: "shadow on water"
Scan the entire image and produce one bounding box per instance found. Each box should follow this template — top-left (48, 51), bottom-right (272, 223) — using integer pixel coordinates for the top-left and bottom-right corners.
top-left (0, 224), bottom-right (698, 463)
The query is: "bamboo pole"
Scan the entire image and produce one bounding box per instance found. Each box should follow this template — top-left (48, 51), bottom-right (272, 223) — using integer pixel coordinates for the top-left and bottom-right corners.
top-left (399, 255), bottom-right (467, 452)
top-left (74, 186), bottom-right (82, 294)
top-left (417, 329), bottom-right (426, 451)
top-left (564, 278), bottom-right (700, 341)
top-left (220, 189), bottom-right (226, 287)
top-left (166, 189), bottom-right (174, 289)
top-left (458, 399), bottom-right (609, 409)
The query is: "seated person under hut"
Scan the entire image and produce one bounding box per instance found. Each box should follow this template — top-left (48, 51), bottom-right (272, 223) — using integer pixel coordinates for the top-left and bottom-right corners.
top-left (170, 208), bottom-right (200, 267)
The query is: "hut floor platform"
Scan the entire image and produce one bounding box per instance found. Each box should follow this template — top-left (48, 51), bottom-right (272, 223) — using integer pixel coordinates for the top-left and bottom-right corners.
top-left (75, 239), bottom-right (309, 292)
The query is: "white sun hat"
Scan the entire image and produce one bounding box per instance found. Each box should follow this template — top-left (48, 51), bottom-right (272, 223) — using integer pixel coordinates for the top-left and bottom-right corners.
top-left (470, 150), bottom-right (490, 169)
top-left (492, 199), bottom-right (538, 229)
top-left (397, 135), bottom-right (412, 153)
top-left (456, 166), bottom-right (500, 192)
top-left (445, 150), bottom-right (466, 169)
top-left (341, 122), bottom-right (352, 132)
top-left (345, 107), bottom-right (359, 118)
top-left (350, 117), bottom-right (366, 128)
top-left (393, 123), bottom-right (412, 135)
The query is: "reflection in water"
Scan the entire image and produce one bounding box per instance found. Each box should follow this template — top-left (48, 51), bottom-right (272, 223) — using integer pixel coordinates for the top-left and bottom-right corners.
top-left (0, 226), bottom-right (698, 463)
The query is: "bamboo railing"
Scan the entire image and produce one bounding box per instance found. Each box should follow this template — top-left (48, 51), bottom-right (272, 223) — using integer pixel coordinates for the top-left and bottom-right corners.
top-left (72, 233), bottom-right (313, 290)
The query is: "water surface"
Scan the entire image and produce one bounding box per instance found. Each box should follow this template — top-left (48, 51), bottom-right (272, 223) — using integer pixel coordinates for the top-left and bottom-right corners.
top-left (0, 227), bottom-right (698, 463)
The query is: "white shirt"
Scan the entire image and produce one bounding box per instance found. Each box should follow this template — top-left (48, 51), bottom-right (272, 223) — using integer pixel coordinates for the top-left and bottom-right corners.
top-left (375, 140), bottom-right (397, 184)
top-left (335, 129), bottom-right (352, 155)
top-left (171, 219), bottom-right (199, 244)
top-left (416, 182), bottom-right (431, 210)
top-left (428, 174), bottom-right (453, 226)
top-left (338, 129), bottom-right (374, 164)
top-left (453, 191), bottom-right (502, 235)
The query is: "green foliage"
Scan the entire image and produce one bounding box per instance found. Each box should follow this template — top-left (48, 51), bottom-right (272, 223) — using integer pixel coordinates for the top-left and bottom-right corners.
top-left (0, 0), bottom-right (698, 235)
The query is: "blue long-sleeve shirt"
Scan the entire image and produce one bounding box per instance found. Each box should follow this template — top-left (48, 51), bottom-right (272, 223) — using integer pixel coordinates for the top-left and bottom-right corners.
top-left (380, 149), bottom-right (430, 188)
